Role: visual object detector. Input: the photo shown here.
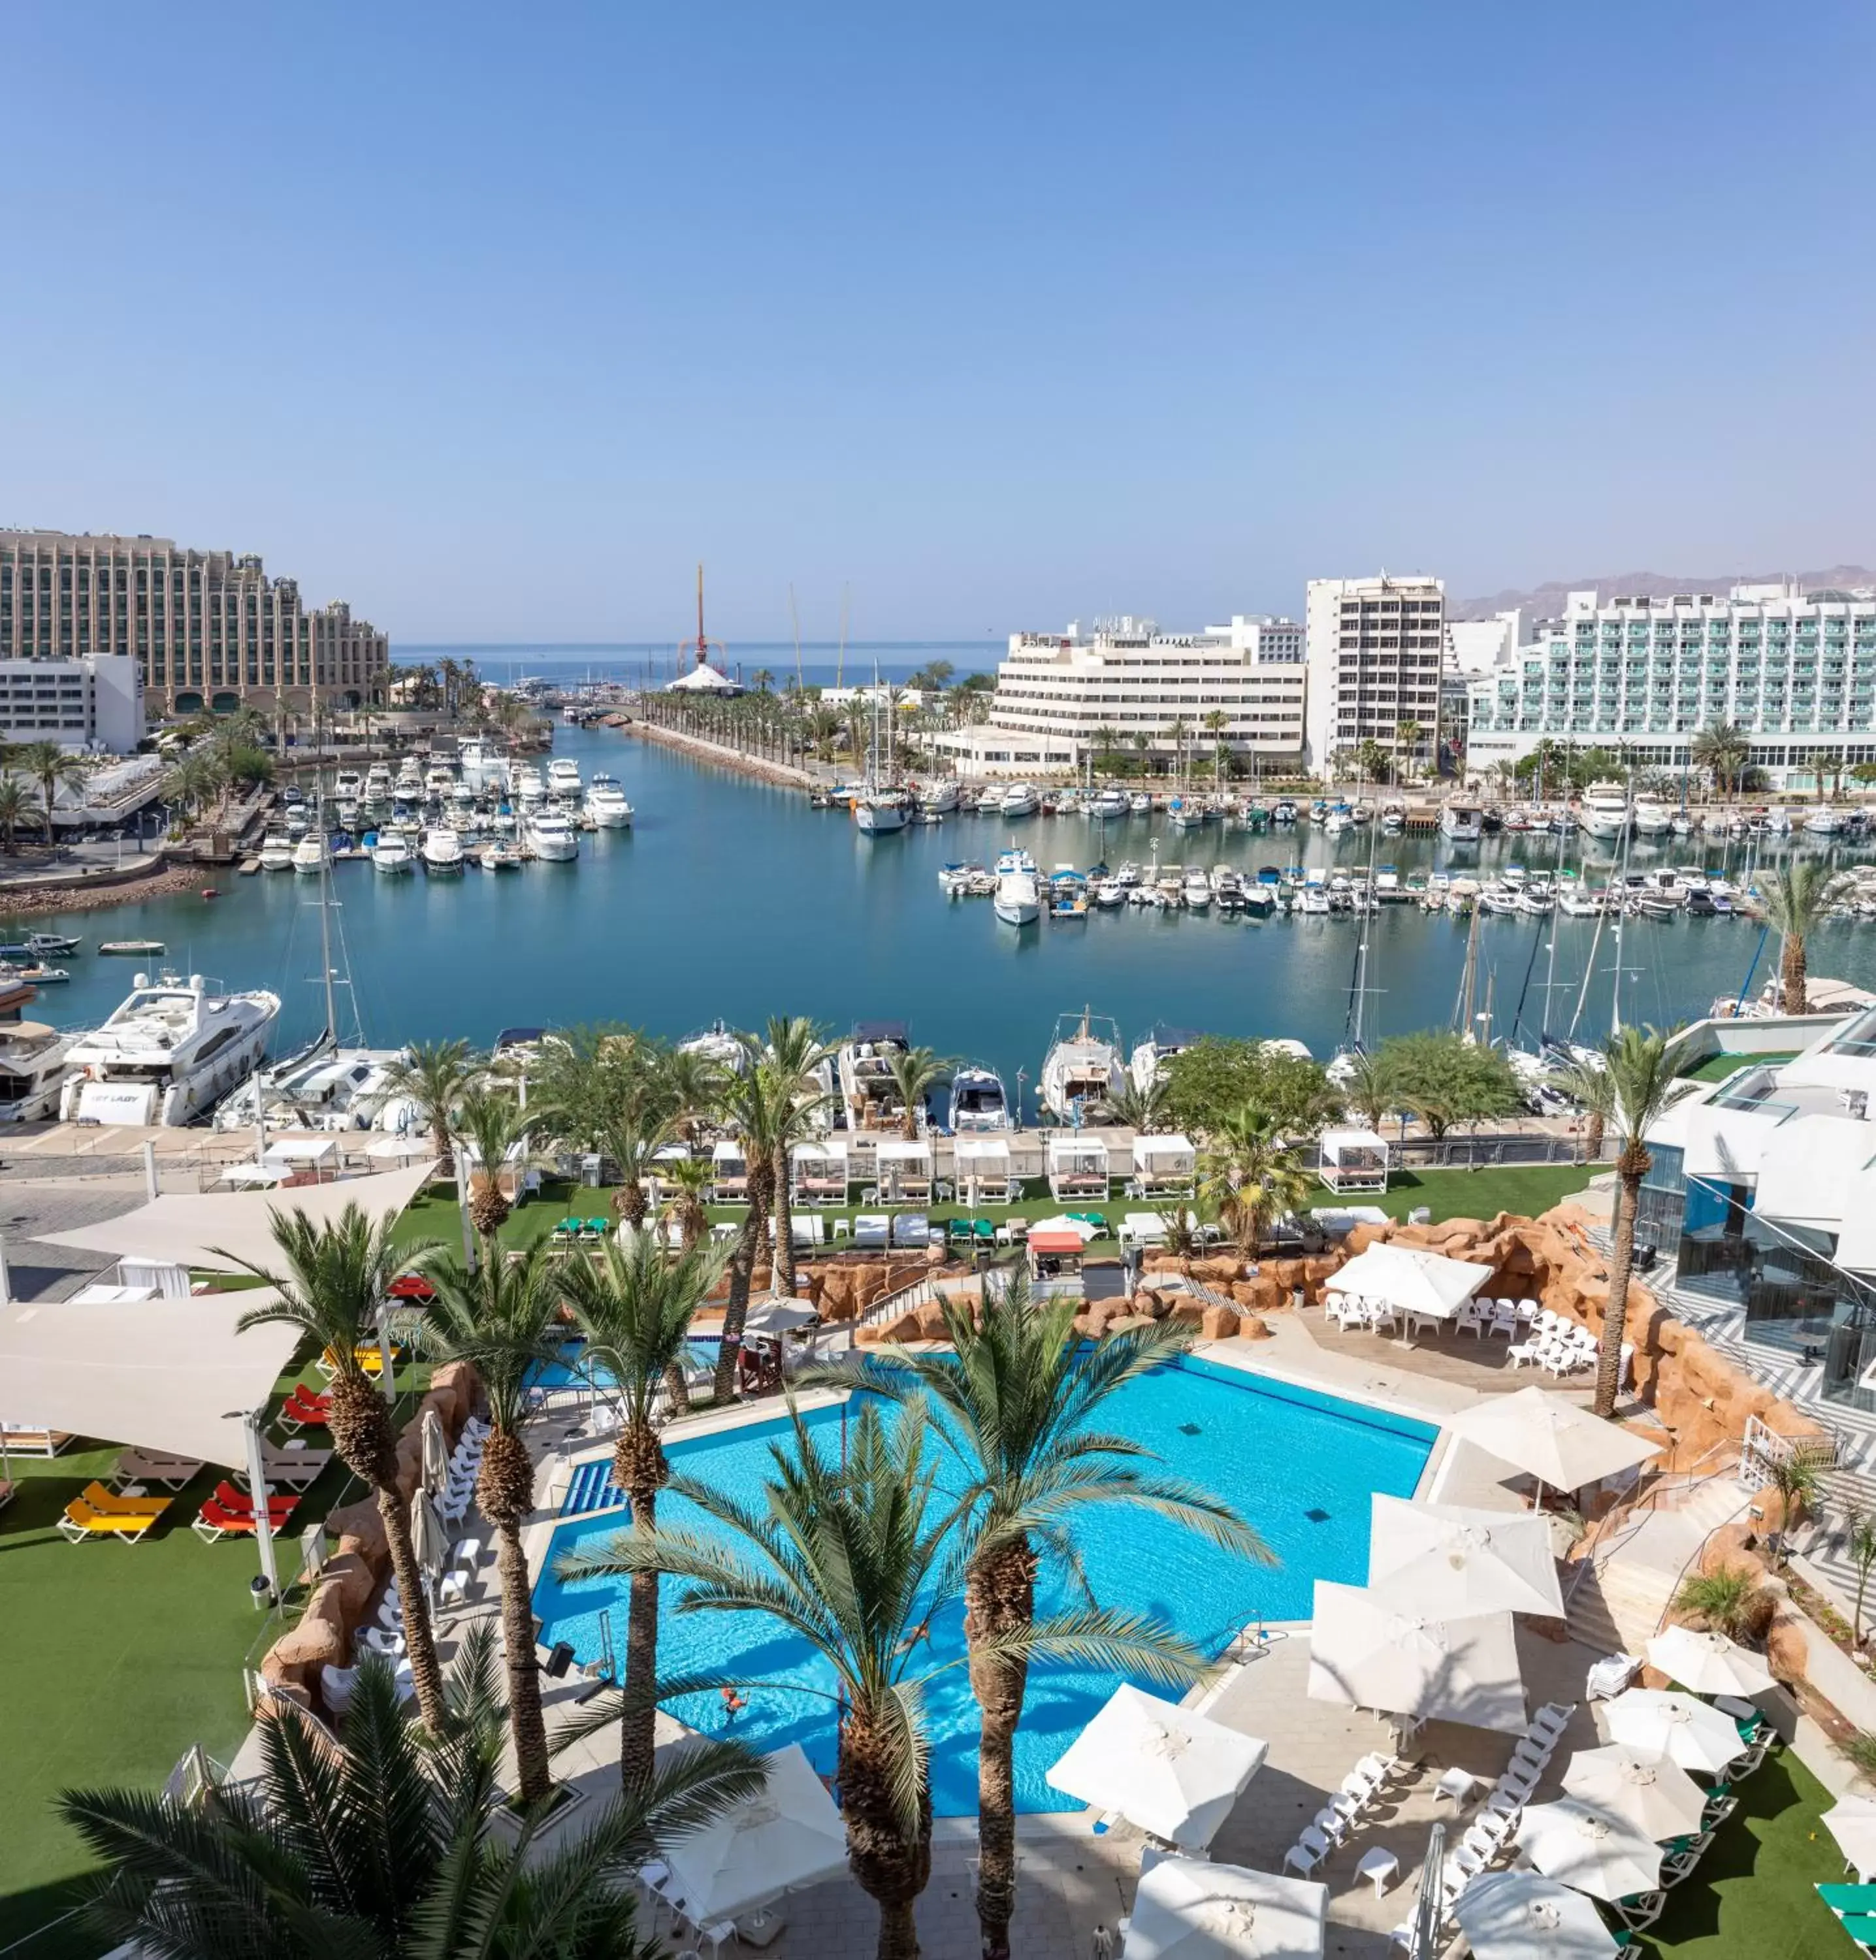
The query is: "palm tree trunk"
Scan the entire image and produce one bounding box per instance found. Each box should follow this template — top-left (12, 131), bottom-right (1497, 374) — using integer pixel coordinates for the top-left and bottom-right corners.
top-left (1783, 934), bottom-right (1807, 1016)
top-left (714, 1193), bottom-right (768, 1402)
top-left (772, 1145), bottom-right (797, 1296)
top-left (841, 1715), bottom-right (933, 1960)
top-left (966, 1543), bottom-right (1037, 1960)
top-left (377, 1482), bottom-right (448, 1731)
top-left (1596, 1160), bottom-right (1645, 1420)
top-left (620, 1483), bottom-right (660, 1794)
top-left (494, 1513), bottom-right (553, 1803)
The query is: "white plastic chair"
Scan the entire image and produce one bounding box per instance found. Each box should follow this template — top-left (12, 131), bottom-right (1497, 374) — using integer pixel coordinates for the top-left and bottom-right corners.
top-left (1369, 1301), bottom-right (1399, 1335)
top-left (1283, 1838), bottom-right (1326, 1878)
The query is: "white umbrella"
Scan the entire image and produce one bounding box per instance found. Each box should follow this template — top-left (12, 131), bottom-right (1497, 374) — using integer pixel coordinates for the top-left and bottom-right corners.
top-left (1044, 1684), bottom-right (1269, 1851)
top-left (1645, 1625), bottom-right (1775, 1697)
top-left (1604, 1688), bottom-right (1747, 1777)
top-left (1516, 1798), bottom-right (1664, 1903)
top-left (410, 1490), bottom-right (449, 1583)
top-left (1366, 1495), bottom-right (1565, 1618)
top-left (1443, 1386), bottom-right (1663, 1495)
top-left (1121, 1857), bottom-right (1326, 1959)
top-left (1306, 1581), bottom-right (1527, 1734)
top-left (742, 1293), bottom-right (821, 1336)
top-left (1454, 1870), bottom-right (1619, 1959)
top-left (421, 1407), bottom-right (450, 1496)
top-left (1323, 1242), bottom-right (1489, 1319)
top-left (367, 1133), bottom-right (434, 1161)
top-left (661, 1744), bottom-right (848, 1923)
top-left (1561, 1744), bottom-right (1707, 1840)
top-left (1822, 1796), bottom-right (1876, 1882)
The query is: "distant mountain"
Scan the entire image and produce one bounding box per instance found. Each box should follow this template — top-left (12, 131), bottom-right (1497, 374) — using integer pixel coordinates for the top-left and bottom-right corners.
top-left (1453, 567), bottom-right (1876, 621)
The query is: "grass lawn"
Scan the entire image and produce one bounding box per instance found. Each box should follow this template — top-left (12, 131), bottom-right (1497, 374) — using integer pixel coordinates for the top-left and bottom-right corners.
top-left (1302, 1163), bottom-right (1600, 1225)
top-left (1642, 1749), bottom-right (1845, 1957)
top-left (1679, 1050), bottom-right (1798, 1083)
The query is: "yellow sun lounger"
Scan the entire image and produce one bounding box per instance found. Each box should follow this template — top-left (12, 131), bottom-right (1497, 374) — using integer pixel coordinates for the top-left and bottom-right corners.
top-left (79, 1481), bottom-right (172, 1518)
top-left (57, 1494), bottom-right (171, 1543)
top-left (318, 1344), bottom-right (396, 1378)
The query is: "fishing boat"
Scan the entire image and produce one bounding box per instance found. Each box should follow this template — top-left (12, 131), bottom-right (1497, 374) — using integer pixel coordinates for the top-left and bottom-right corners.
top-left (1048, 868), bottom-right (1090, 919)
top-left (1039, 1008), bottom-right (1125, 1122)
top-left (421, 826), bottom-right (466, 873)
top-left (100, 939), bottom-right (165, 956)
top-left (1439, 800), bottom-right (1483, 842)
top-left (948, 1064), bottom-right (1012, 1132)
top-left (291, 834), bottom-right (329, 875)
top-left (994, 858), bottom-right (1041, 926)
top-left (59, 970), bottom-right (282, 1126)
top-left (0, 931), bottom-right (82, 960)
top-left (527, 811), bottom-right (579, 862)
top-left (372, 832), bottom-right (414, 875)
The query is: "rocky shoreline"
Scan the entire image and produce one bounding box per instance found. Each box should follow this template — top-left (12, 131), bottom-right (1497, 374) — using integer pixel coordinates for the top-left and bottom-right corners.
top-left (0, 856), bottom-right (207, 919)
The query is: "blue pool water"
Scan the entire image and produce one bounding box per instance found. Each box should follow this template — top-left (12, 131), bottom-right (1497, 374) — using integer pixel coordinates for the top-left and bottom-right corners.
top-left (532, 1337), bottom-right (720, 1394)
top-left (533, 1360), bottom-right (1434, 1816)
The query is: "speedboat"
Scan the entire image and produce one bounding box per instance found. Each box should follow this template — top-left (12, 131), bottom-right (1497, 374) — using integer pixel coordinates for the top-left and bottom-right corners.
top-left (948, 1064), bottom-right (1012, 1132)
top-left (585, 778), bottom-right (634, 827)
top-left (1039, 1009), bottom-right (1125, 1122)
top-left (421, 827), bottom-right (465, 873)
top-left (372, 833), bottom-right (414, 875)
top-left (258, 832), bottom-right (295, 872)
top-left (917, 780), bottom-right (961, 815)
top-left (1000, 783), bottom-right (1040, 818)
top-left (1182, 870), bottom-right (1211, 909)
top-left (1632, 795), bottom-right (1674, 838)
top-left (59, 971), bottom-right (282, 1126)
top-left (994, 862), bottom-right (1041, 925)
top-left (333, 768), bottom-right (363, 802)
top-left (1128, 792), bottom-right (1152, 815)
top-left (837, 1020), bottom-right (911, 1130)
top-left (292, 835), bottom-right (329, 875)
top-left (528, 811), bottom-right (579, 862)
top-left (0, 1019), bottom-right (84, 1122)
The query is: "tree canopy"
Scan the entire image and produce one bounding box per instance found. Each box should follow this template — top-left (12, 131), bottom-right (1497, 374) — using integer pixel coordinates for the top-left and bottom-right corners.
top-left (1160, 1038), bottom-right (1340, 1140)
top-left (1373, 1030), bottom-right (1522, 1139)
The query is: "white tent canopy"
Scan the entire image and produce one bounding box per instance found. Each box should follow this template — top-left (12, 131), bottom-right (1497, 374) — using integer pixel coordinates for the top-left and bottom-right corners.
top-left (1323, 1243), bottom-right (1488, 1319)
top-left (953, 1137), bottom-right (1012, 1168)
top-left (1049, 1135), bottom-right (1109, 1169)
top-left (35, 1162), bottom-right (436, 1273)
top-left (790, 1139), bottom-right (848, 1166)
top-left (1306, 1581), bottom-right (1527, 1735)
top-left (1044, 1684), bottom-right (1269, 1851)
top-left (1822, 1796), bottom-right (1876, 1883)
top-left (1644, 1625), bottom-right (1775, 1697)
top-left (1121, 1856), bottom-right (1326, 1960)
top-left (1453, 1870), bottom-right (1618, 1960)
top-left (661, 1744), bottom-right (847, 1922)
top-left (1365, 1495), bottom-right (1564, 1618)
top-left (0, 1290), bottom-right (299, 1467)
top-left (875, 1139), bottom-right (932, 1165)
top-left (1136, 1134), bottom-right (1197, 1170)
top-left (1443, 1386), bottom-right (1664, 1492)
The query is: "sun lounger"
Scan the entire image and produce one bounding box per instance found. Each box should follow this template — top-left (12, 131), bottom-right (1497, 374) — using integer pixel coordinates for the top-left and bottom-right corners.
top-left (111, 1448), bottom-right (204, 1491)
top-left (210, 1478), bottom-right (301, 1524)
top-left (1819, 1886), bottom-right (1876, 1916)
top-left (244, 1443), bottom-right (332, 1493)
top-left (193, 1492), bottom-right (301, 1543)
top-left (79, 1480), bottom-right (171, 1519)
top-left (280, 1384), bottom-right (332, 1431)
top-left (58, 1494), bottom-right (170, 1543)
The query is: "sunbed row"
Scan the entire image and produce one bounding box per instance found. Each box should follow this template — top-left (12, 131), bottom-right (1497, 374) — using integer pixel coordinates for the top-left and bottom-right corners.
top-left (1282, 1752), bottom-right (1412, 1878)
top-left (1819, 1884), bottom-right (1876, 1955)
top-left (57, 1477), bottom-right (302, 1544)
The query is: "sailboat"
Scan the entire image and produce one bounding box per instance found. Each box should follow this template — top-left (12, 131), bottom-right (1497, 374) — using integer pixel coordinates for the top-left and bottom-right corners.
top-left (854, 664), bottom-right (909, 835)
top-left (1327, 819), bottom-right (1382, 1087)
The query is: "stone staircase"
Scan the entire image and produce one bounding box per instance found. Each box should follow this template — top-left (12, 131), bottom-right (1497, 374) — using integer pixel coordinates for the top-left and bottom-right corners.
top-left (1565, 1474), bottom-right (1755, 1652)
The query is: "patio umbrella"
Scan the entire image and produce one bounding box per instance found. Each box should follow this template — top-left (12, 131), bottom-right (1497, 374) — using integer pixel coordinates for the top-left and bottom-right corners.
top-left (1645, 1625), bottom-right (1775, 1697)
top-left (1120, 1857), bottom-right (1326, 1959)
top-left (1323, 1243), bottom-right (1489, 1319)
top-left (661, 1744), bottom-right (848, 1923)
top-left (1516, 1797), bottom-right (1664, 1903)
top-left (1442, 1386), bottom-right (1662, 1497)
top-left (1366, 1495), bottom-right (1565, 1618)
top-left (420, 1407), bottom-right (450, 1496)
top-left (410, 1490), bottom-right (449, 1588)
top-left (1044, 1684), bottom-right (1269, 1851)
top-left (1306, 1581), bottom-right (1527, 1735)
top-left (1561, 1744), bottom-right (1707, 1840)
top-left (1822, 1796), bottom-right (1876, 1882)
top-left (1453, 1870), bottom-right (1619, 1959)
top-left (1603, 1688), bottom-right (1746, 1777)
top-left (742, 1293), bottom-right (821, 1336)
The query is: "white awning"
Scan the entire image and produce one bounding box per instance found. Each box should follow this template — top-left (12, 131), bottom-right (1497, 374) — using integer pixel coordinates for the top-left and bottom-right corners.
top-left (1049, 1135), bottom-right (1108, 1167)
top-left (34, 1161), bottom-right (436, 1272)
top-left (1323, 1243), bottom-right (1489, 1318)
top-left (1443, 1388), bottom-right (1664, 1491)
top-left (661, 1744), bottom-right (847, 1921)
top-left (1135, 1133), bottom-right (1196, 1168)
top-left (0, 1290), bottom-right (300, 1466)
top-left (953, 1137), bottom-right (1011, 1164)
top-left (790, 1140), bottom-right (848, 1165)
top-left (711, 1140), bottom-right (745, 1165)
top-left (1319, 1128), bottom-right (1388, 1158)
top-left (265, 1136), bottom-right (342, 1164)
top-left (876, 1140), bottom-right (932, 1164)
top-left (1306, 1581), bottom-right (1527, 1734)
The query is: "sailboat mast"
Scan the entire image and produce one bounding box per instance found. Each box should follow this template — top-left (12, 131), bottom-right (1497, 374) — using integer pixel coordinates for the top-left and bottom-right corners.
top-left (317, 800), bottom-right (338, 1039)
top-left (788, 583), bottom-right (804, 693)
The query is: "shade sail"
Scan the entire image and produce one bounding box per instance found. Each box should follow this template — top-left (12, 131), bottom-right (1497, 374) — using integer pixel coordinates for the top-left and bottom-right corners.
top-left (1515, 1798), bottom-right (1663, 1903)
top-left (1120, 1857), bottom-right (1326, 1960)
top-left (1366, 1495), bottom-right (1564, 1618)
top-left (661, 1744), bottom-right (847, 1922)
top-left (1044, 1684), bottom-right (1268, 1851)
top-left (1306, 1582), bottom-right (1527, 1734)
top-left (0, 1290), bottom-right (299, 1467)
top-left (1602, 1688), bottom-right (1746, 1776)
top-left (1453, 1870), bottom-right (1619, 1960)
top-left (1643, 1625), bottom-right (1775, 1697)
top-left (1822, 1797), bottom-right (1876, 1880)
top-left (1560, 1744), bottom-right (1706, 1841)
top-left (34, 1161), bottom-right (437, 1271)
top-left (1443, 1386), bottom-right (1663, 1490)
top-left (1322, 1243), bottom-right (1487, 1318)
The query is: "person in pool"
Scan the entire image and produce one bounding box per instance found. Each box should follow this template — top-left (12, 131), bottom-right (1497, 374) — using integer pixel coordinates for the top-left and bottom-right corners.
top-left (719, 1686), bottom-right (747, 1722)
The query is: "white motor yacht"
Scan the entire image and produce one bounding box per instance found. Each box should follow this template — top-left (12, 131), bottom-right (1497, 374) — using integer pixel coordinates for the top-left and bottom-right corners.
top-left (917, 780), bottom-right (960, 815)
top-left (513, 764), bottom-right (546, 806)
top-left (1091, 786), bottom-right (1130, 820)
top-left (1632, 795), bottom-right (1675, 838)
top-left (0, 1020), bottom-right (84, 1122)
top-left (421, 826), bottom-right (465, 873)
top-left (993, 864), bottom-right (1040, 925)
top-left (213, 1044), bottom-right (410, 1134)
top-left (1182, 871), bottom-right (1212, 909)
top-left (333, 768), bottom-right (363, 802)
top-left (1577, 783), bottom-right (1630, 841)
top-left (837, 1020), bottom-right (911, 1129)
top-left (372, 832), bottom-right (414, 875)
top-left (1039, 1009), bottom-right (1125, 1122)
top-left (1128, 792), bottom-right (1152, 814)
top-left (258, 832), bottom-right (295, 872)
top-left (854, 789), bottom-right (911, 834)
top-left (584, 779), bottom-right (634, 827)
top-left (548, 757), bottom-right (583, 798)
top-left (59, 972), bottom-right (282, 1126)
top-left (292, 834), bottom-right (329, 875)
top-left (1000, 783), bottom-right (1040, 818)
top-left (528, 811), bottom-right (579, 861)
top-left (1129, 1025), bottom-right (1201, 1093)
top-left (948, 1064), bottom-right (1012, 1131)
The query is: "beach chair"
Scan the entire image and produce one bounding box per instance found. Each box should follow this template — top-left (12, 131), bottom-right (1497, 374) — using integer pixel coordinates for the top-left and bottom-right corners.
top-left (57, 1493), bottom-right (170, 1543)
top-left (194, 1490), bottom-right (301, 1543)
top-left (947, 1218), bottom-right (975, 1248)
top-left (972, 1217), bottom-right (997, 1245)
top-left (248, 1444), bottom-right (333, 1493)
top-left (1820, 1886), bottom-right (1876, 1916)
top-left (280, 1384), bottom-right (332, 1431)
top-left (110, 1448), bottom-right (203, 1491)
top-left (585, 1217), bottom-right (608, 1240)
top-left (1839, 1916), bottom-right (1876, 1954)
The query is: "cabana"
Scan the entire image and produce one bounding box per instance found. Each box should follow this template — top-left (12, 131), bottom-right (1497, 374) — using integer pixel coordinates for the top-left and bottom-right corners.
top-left (1318, 1126), bottom-right (1389, 1194)
top-left (1131, 1132), bottom-right (1196, 1200)
top-left (1323, 1243), bottom-right (1489, 1328)
top-left (1048, 1133), bottom-right (1110, 1202)
top-left (790, 1138), bottom-right (850, 1207)
top-left (953, 1135), bottom-right (1017, 1206)
top-left (641, 1142), bottom-right (690, 1212)
top-left (709, 1137), bottom-right (749, 1205)
top-left (874, 1138), bottom-right (933, 1205)
top-left (1027, 1228), bottom-right (1086, 1285)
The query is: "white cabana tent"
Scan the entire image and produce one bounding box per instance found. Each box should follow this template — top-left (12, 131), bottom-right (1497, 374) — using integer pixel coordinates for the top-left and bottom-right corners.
top-left (1602, 1688), bottom-right (1747, 1776)
top-left (1323, 1244), bottom-right (1489, 1321)
top-left (1644, 1625), bottom-right (1775, 1697)
top-left (1044, 1684), bottom-right (1269, 1852)
top-left (1133, 1133), bottom-right (1197, 1200)
top-left (875, 1138), bottom-right (933, 1203)
top-left (1048, 1133), bottom-right (1110, 1201)
top-left (661, 1744), bottom-right (847, 1924)
top-left (642, 1142), bottom-right (691, 1211)
top-left (709, 1138), bottom-right (749, 1203)
top-left (1822, 1796), bottom-right (1876, 1883)
top-left (1365, 1495), bottom-right (1564, 1618)
top-left (1318, 1128), bottom-right (1389, 1194)
top-left (1443, 1386), bottom-right (1664, 1495)
top-left (789, 1139), bottom-right (850, 1206)
top-left (34, 1161), bottom-right (436, 1273)
top-left (1306, 1581), bottom-right (1527, 1735)
top-left (953, 1135), bottom-right (1016, 1205)
top-left (1515, 1798), bottom-right (1664, 1903)
top-left (1561, 1744), bottom-right (1707, 1840)
top-left (1120, 1857), bottom-right (1326, 1959)
top-left (1453, 1870), bottom-right (1619, 1960)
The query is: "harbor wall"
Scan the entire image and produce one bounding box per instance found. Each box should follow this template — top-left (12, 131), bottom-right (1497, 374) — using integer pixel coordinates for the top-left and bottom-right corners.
top-left (622, 716), bottom-right (822, 791)
top-left (0, 850), bottom-right (206, 918)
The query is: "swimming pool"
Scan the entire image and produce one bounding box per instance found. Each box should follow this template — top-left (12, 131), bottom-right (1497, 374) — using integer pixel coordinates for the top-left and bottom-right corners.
top-left (532, 1358), bottom-right (1434, 1817)
top-left (532, 1336), bottom-right (720, 1394)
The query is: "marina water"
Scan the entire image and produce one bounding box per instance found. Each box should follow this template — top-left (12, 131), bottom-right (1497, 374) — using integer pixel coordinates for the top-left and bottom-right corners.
top-left (24, 724), bottom-right (1876, 1100)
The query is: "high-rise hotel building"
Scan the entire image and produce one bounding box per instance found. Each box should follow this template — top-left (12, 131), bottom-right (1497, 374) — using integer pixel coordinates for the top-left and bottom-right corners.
top-left (1304, 573), bottom-right (1447, 772)
top-left (0, 529), bottom-right (390, 730)
top-left (1464, 582), bottom-right (1876, 787)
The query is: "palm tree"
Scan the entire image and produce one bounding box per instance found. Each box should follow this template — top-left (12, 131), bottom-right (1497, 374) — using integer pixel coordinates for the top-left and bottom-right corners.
top-left (1673, 1569), bottom-right (1771, 1645)
top-left (60, 1632), bottom-right (763, 1960)
top-left (555, 1399), bottom-right (1205, 1960)
top-left (0, 776), bottom-right (40, 854)
top-left (600, 1086), bottom-right (677, 1233)
top-left (1091, 724), bottom-right (1118, 774)
top-left (752, 668), bottom-right (775, 694)
top-left (1196, 1104), bottom-right (1313, 1256)
top-left (453, 1085), bottom-right (532, 1249)
top-left (1555, 1029), bottom-right (1696, 1419)
top-left (827, 1276), bottom-right (1270, 1959)
top-left (1395, 719), bottom-right (1423, 785)
top-left (1757, 862), bottom-right (1851, 1013)
top-left (12, 738), bottom-right (88, 834)
top-left (886, 1043), bottom-right (950, 1140)
top-left (1763, 1452), bottom-right (1824, 1570)
top-left (754, 1015), bottom-right (832, 1297)
top-left (1099, 1074), bottom-right (1171, 1132)
top-left (558, 1233), bottom-right (726, 1794)
top-left (226, 1205), bottom-right (449, 1730)
top-left (1692, 721), bottom-right (1749, 801)
top-left (1339, 1049), bottom-right (1398, 1134)
top-left (418, 1243), bottom-right (565, 1801)
top-left (383, 1037), bottom-right (476, 1172)
top-left (660, 1155), bottom-right (712, 1251)
top-left (1845, 1507), bottom-right (1876, 1645)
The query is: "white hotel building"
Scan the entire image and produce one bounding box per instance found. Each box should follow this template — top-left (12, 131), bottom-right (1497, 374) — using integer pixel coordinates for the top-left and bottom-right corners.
top-left (929, 615), bottom-right (1306, 779)
top-left (1465, 582), bottom-right (1876, 787)
top-left (1303, 573), bottom-right (1447, 773)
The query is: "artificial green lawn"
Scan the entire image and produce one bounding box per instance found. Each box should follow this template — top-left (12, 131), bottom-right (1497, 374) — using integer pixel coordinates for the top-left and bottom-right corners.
top-left (1679, 1050), bottom-right (1799, 1084)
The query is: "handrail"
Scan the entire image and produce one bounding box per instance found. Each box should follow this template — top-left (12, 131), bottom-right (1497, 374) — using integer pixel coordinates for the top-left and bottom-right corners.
top-left (1561, 1443), bottom-right (1739, 1611)
top-left (1654, 1486), bottom-right (1764, 1636)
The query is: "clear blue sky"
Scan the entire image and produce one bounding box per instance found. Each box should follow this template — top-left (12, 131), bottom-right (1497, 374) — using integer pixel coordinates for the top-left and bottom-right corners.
top-left (4, 2), bottom-right (1873, 644)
